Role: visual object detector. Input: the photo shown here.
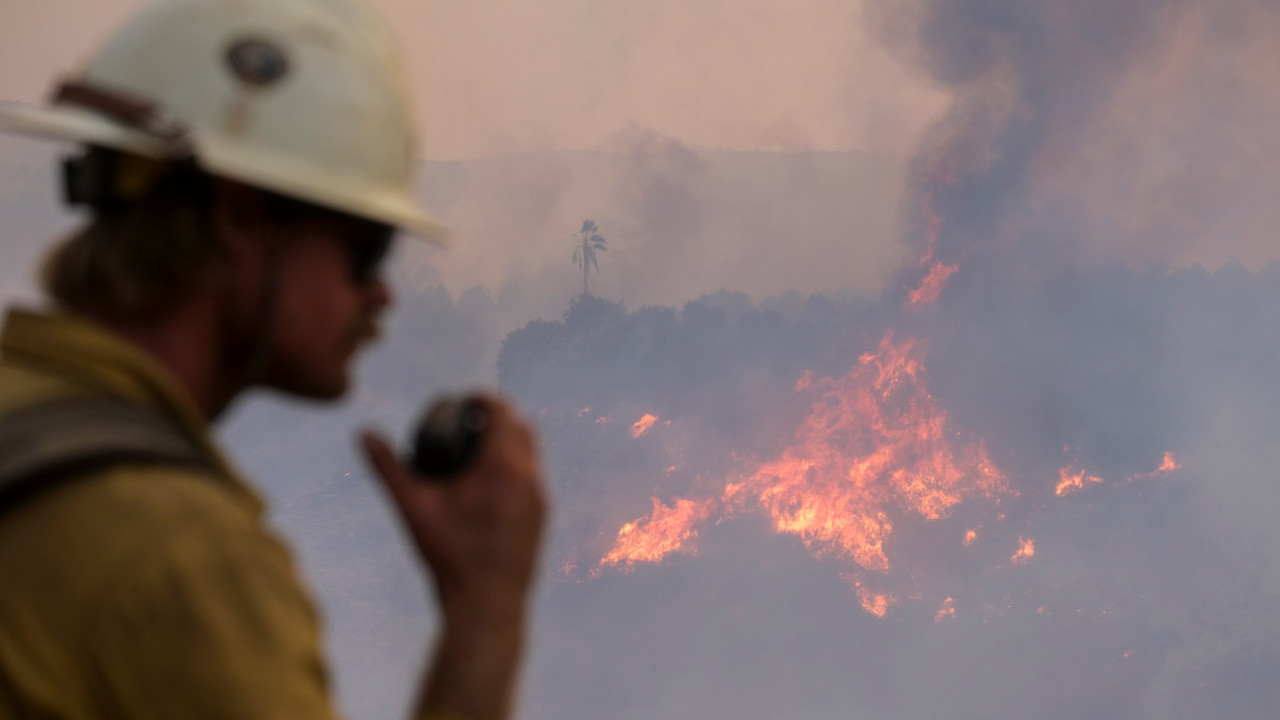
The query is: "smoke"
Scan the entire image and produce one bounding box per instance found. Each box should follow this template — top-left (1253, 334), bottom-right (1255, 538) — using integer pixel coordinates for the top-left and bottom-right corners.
top-left (483, 1), bottom-right (1280, 717)
top-left (246, 2), bottom-right (1280, 712)
top-left (493, 266), bottom-right (1280, 719)
top-left (410, 132), bottom-right (910, 330)
top-left (880, 0), bottom-right (1280, 272)
top-left (3, 0), bottom-right (1280, 718)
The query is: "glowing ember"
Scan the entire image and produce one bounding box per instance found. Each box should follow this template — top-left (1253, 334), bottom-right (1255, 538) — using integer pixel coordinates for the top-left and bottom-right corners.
top-left (1011, 537), bottom-right (1035, 565)
top-left (578, 407), bottom-right (592, 417)
top-left (1129, 452), bottom-right (1180, 481)
top-left (855, 584), bottom-right (897, 618)
top-left (935, 597), bottom-right (956, 622)
top-left (598, 497), bottom-right (716, 571)
top-left (630, 413), bottom-right (659, 438)
top-left (595, 416), bottom-right (609, 425)
top-left (964, 529), bottom-right (978, 546)
top-left (1055, 465), bottom-right (1104, 496)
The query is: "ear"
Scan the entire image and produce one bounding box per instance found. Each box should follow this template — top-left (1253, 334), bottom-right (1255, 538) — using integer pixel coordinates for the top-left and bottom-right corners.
top-left (207, 178), bottom-right (272, 270)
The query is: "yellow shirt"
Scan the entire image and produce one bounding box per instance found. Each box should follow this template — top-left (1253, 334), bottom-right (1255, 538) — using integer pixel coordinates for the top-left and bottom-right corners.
top-left (0, 309), bottom-right (342, 719)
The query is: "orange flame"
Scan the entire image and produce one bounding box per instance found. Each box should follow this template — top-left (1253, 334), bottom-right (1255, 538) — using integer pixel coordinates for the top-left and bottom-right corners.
top-left (722, 333), bottom-right (1009, 573)
top-left (908, 262), bottom-right (959, 306)
top-left (630, 413), bottom-right (659, 438)
top-left (906, 197), bottom-right (958, 307)
top-left (1128, 451), bottom-right (1180, 481)
top-left (1055, 465), bottom-right (1104, 496)
top-left (935, 597), bottom-right (956, 622)
top-left (963, 529), bottom-right (978, 546)
top-left (598, 332), bottom-right (1013, 616)
top-left (598, 497), bottom-right (716, 571)
top-left (854, 583), bottom-right (898, 618)
top-left (1011, 537), bottom-right (1035, 565)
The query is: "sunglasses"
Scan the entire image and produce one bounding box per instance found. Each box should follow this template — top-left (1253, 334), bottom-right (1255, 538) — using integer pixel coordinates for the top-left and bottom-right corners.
top-left (336, 218), bottom-right (395, 286)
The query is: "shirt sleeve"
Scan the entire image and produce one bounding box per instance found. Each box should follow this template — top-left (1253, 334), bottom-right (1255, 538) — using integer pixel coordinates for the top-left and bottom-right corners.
top-left (82, 509), bottom-right (343, 720)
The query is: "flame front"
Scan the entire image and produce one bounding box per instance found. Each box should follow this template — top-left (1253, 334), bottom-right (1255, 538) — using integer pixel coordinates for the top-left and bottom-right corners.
top-left (1055, 452), bottom-right (1181, 496)
top-left (598, 497), bottom-right (715, 571)
top-left (1129, 452), bottom-right (1180, 481)
top-left (630, 413), bottom-right (659, 438)
top-left (1055, 465), bottom-right (1104, 496)
top-left (579, 183), bottom-right (1186, 621)
top-left (598, 332), bottom-right (1013, 614)
top-left (721, 333), bottom-right (1009, 573)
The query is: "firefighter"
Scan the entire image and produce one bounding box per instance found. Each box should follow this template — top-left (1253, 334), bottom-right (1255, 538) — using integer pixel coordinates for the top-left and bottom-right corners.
top-left (0, 1), bottom-right (546, 719)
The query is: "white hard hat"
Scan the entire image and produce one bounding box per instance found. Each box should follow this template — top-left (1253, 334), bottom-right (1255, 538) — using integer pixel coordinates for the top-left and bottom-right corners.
top-left (0, 0), bottom-right (446, 243)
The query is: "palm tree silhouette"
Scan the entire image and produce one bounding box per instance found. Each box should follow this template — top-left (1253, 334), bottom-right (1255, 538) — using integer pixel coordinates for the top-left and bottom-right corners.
top-left (571, 219), bottom-right (607, 296)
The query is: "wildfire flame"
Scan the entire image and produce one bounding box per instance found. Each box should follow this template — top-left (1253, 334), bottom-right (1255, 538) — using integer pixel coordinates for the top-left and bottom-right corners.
top-left (584, 192), bottom-right (1180, 620)
top-left (1128, 451), bottom-right (1180, 481)
top-left (597, 332), bottom-right (1013, 613)
top-left (630, 413), bottom-right (659, 438)
top-left (1011, 537), bottom-right (1035, 565)
top-left (935, 597), bottom-right (956, 622)
top-left (597, 497), bottom-right (715, 572)
top-left (908, 261), bottom-right (959, 307)
top-left (1055, 465), bottom-right (1104, 496)
top-left (1056, 452), bottom-right (1181, 496)
top-left (906, 197), bottom-right (959, 307)
top-left (720, 333), bottom-right (1010, 573)
top-left (854, 582), bottom-right (898, 618)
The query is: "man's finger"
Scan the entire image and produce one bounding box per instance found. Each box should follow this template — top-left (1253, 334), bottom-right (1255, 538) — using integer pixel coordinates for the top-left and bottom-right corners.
top-left (360, 430), bottom-right (415, 499)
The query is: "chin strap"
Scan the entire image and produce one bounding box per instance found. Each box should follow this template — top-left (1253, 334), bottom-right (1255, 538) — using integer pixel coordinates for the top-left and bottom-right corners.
top-left (240, 240), bottom-right (284, 389)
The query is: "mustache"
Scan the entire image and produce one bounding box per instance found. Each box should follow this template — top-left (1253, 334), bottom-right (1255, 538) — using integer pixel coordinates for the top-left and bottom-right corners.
top-left (352, 314), bottom-right (381, 345)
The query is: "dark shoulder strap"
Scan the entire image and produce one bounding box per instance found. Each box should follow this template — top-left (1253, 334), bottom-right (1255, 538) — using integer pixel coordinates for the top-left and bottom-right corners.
top-left (0, 395), bottom-right (214, 508)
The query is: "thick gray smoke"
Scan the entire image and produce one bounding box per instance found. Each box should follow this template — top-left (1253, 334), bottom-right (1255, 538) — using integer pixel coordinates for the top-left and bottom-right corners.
top-left (494, 267), bottom-right (1280, 719)
top-left (242, 2), bottom-right (1280, 718)
top-left (493, 2), bottom-right (1280, 717)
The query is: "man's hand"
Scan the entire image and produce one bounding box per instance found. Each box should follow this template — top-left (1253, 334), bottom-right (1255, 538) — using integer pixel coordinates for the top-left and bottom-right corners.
top-left (362, 395), bottom-right (547, 720)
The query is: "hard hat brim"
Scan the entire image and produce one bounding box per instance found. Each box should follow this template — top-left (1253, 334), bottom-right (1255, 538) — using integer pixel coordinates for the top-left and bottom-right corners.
top-left (0, 101), bottom-right (449, 246)
top-left (0, 101), bottom-right (170, 157)
top-left (199, 133), bottom-right (449, 246)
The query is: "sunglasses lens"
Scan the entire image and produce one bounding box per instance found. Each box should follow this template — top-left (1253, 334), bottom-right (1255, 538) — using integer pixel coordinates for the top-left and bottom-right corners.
top-left (348, 224), bottom-right (394, 285)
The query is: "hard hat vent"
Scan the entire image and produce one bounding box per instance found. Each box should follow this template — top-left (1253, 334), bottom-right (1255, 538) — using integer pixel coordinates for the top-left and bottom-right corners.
top-left (225, 38), bottom-right (290, 88)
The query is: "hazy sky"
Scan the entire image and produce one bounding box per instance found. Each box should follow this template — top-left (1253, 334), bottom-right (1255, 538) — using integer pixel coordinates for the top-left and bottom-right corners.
top-left (0, 0), bottom-right (948, 160)
top-left (2, 0), bottom-right (1277, 304)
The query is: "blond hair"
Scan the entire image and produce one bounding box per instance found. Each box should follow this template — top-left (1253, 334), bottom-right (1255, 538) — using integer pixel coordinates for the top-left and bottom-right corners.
top-left (41, 155), bottom-right (219, 320)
